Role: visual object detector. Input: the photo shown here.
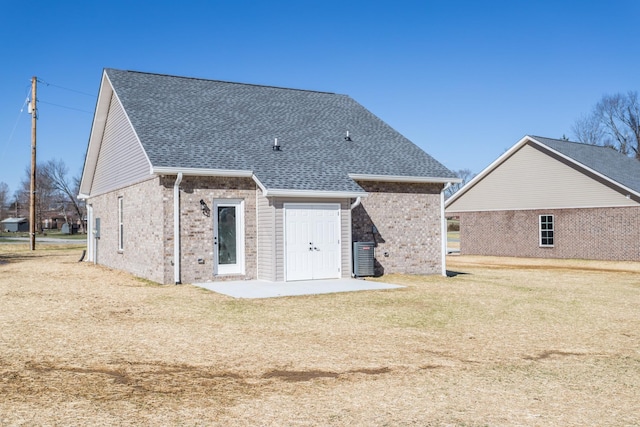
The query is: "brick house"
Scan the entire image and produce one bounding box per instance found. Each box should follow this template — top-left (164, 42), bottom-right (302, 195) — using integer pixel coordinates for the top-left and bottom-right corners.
top-left (446, 135), bottom-right (640, 261)
top-left (79, 69), bottom-right (458, 284)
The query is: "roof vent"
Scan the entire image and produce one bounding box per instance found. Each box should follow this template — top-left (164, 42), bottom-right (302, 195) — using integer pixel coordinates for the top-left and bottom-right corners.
top-left (273, 138), bottom-right (281, 151)
top-left (344, 131), bottom-right (352, 142)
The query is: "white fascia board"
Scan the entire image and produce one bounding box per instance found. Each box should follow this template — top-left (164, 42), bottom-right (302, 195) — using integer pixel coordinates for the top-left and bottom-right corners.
top-left (261, 188), bottom-right (368, 199)
top-left (528, 136), bottom-right (640, 199)
top-left (349, 173), bottom-right (461, 184)
top-left (151, 167), bottom-right (254, 177)
top-left (79, 71), bottom-right (113, 196)
top-left (80, 70), bottom-right (153, 197)
top-left (445, 135), bottom-right (532, 208)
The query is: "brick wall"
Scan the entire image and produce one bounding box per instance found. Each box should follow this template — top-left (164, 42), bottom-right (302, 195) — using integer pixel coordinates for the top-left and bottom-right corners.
top-left (163, 176), bottom-right (257, 284)
top-left (89, 176), bottom-right (257, 285)
top-left (458, 207), bottom-right (640, 261)
top-left (89, 177), bottom-right (446, 283)
top-left (352, 181), bottom-right (444, 275)
top-left (88, 177), bottom-right (166, 283)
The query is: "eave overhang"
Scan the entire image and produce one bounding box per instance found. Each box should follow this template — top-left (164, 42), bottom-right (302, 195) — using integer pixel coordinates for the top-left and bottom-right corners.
top-left (253, 175), bottom-right (367, 199)
top-left (349, 173), bottom-right (461, 184)
top-left (151, 166), bottom-right (254, 178)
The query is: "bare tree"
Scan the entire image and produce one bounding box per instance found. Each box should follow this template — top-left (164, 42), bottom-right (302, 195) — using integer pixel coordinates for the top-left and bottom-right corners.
top-left (571, 113), bottom-right (604, 146)
top-left (0, 182), bottom-right (9, 220)
top-left (445, 168), bottom-right (475, 199)
top-left (17, 163), bottom-right (60, 232)
top-left (573, 91), bottom-right (640, 159)
top-left (42, 159), bottom-right (86, 232)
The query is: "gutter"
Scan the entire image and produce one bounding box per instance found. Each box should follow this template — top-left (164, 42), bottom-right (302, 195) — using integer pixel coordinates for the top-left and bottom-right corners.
top-left (174, 172), bottom-right (183, 284)
top-left (261, 188), bottom-right (367, 199)
top-left (153, 166), bottom-right (253, 178)
top-left (349, 173), bottom-right (461, 184)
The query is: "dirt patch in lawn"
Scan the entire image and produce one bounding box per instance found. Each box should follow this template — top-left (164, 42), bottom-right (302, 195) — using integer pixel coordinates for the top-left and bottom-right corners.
top-left (1, 244), bottom-right (639, 426)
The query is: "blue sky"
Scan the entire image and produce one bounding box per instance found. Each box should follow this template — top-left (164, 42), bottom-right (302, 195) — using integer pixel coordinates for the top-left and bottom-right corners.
top-left (1, 0), bottom-right (639, 196)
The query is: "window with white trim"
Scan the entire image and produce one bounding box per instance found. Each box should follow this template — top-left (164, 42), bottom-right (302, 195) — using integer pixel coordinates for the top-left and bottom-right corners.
top-left (539, 215), bottom-right (554, 247)
top-left (118, 196), bottom-right (124, 251)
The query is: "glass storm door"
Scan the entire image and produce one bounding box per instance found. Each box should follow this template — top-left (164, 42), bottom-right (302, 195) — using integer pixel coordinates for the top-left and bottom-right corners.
top-left (214, 200), bottom-right (244, 275)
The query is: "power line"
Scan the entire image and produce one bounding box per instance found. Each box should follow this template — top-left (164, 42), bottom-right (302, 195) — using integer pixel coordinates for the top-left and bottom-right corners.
top-left (1, 95), bottom-right (30, 160)
top-left (37, 79), bottom-right (96, 97)
top-left (38, 99), bottom-right (93, 114)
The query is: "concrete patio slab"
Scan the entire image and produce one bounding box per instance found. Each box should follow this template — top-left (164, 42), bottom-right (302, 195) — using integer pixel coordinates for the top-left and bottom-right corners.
top-left (192, 278), bottom-right (404, 299)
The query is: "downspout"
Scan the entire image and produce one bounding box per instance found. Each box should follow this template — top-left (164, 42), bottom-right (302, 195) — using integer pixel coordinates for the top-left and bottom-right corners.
top-left (174, 173), bottom-right (183, 284)
top-left (350, 196), bottom-right (361, 210)
top-left (441, 182), bottom-right (452, 277)
top-left (349, 196), bottom-right (362, 277)
top-left (86, 204), bottom-right (93, 264)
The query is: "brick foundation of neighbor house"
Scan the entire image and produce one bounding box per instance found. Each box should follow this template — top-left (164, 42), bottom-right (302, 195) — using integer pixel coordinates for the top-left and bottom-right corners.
top-left (352, 181), bottom-right (444, 276)
top-left (457, 206), bottom-right (640, 261)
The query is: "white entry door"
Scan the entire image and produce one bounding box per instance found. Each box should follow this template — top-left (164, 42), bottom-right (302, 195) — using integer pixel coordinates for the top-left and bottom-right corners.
top-left (214, 199), bottom-right (245, 276)
top-left (285, 204), bottom-right (341, 281)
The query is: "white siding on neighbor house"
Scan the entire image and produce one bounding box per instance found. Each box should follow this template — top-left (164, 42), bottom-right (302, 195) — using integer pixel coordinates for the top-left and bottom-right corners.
top-left (447, 143), bottom-right (640, 213)
top-left (90, 93), bottom-right (151, 196)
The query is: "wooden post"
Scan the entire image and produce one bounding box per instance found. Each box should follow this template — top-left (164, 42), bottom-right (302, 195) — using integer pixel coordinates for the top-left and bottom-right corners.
top-left (30, 76), bottom-right (37, 250)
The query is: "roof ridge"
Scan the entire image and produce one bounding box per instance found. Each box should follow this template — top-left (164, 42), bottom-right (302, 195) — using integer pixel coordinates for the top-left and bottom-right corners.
top-left (106, 68), bottom-right (339, 96)
top-left (530, 135), bottom-right (615, 150)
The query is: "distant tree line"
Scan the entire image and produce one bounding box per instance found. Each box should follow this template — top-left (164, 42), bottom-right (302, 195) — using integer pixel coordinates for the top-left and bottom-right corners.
top-left (0, 159), bottom-right (85, 233)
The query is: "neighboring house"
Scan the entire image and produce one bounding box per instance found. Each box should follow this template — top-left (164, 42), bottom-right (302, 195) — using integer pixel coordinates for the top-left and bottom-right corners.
top-left (41, 211), bottom-right (67, 230)
top-left (79, 69), bottom-right (458, 285)
top-left (446, 135), bottom-right (640, 261)
top-left (1, 217), bottom-right (29, 233)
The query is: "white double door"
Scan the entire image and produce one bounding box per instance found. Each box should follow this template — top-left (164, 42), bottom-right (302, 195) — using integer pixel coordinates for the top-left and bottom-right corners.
top-left (285, 204), bottom-right (341, 281)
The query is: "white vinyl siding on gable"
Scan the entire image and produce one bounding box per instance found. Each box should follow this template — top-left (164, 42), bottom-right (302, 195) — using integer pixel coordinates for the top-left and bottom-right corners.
top-left (91, 93), bottom-right (150, 195)
top-left (447, 143), bottom-right (640, 212)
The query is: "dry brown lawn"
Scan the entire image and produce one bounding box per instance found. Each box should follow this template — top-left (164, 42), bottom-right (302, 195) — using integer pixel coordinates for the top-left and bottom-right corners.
top-left (1, 244), bottom-right (639, 426)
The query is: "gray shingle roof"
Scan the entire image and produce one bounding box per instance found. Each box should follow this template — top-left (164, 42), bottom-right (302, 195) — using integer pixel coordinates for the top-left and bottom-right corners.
top-left (105, 69), bottom-right (456, 193)
top-left (531, 136), bottom-right (640, 194)
top-left (0, 217), bottom-right (27, 223)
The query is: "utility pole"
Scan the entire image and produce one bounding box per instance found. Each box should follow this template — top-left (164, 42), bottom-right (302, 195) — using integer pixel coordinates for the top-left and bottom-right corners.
top-left (29, 76), bottom-right (37, 250)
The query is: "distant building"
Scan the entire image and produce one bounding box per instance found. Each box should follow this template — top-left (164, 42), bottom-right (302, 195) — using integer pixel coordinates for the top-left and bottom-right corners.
top-left (1, 217), bottom-right (29, 233)
top-left (446, 135), bottom-right (640, 261)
